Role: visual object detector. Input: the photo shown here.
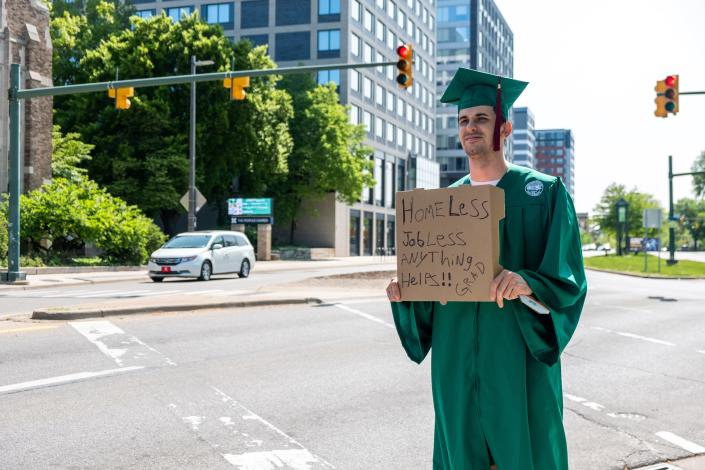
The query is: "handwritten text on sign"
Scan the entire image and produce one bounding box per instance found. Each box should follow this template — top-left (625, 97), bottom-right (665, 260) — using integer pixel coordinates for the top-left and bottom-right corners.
top-left (395, 185), bottom-right (505, 302)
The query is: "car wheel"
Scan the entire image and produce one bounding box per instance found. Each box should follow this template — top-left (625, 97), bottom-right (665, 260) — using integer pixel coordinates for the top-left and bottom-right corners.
top-left (239, 259), bottom-right (251, 278)
top-left (150, 277), bottom-right (164, 283)
top-left (199, 261), bottom-right (212, 281)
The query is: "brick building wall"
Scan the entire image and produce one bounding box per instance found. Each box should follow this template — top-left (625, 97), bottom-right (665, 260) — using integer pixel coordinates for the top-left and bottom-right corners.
top-left (0, 0), bottom-right (53, 194)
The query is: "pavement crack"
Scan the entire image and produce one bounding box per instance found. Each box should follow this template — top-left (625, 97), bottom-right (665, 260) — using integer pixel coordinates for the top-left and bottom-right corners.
top-left (563, 351), bottom-right (705, 386)
top-left (565, 407), bottom-right (668, 465)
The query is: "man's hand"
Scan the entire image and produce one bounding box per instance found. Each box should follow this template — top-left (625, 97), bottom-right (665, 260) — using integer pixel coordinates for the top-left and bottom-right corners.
top-left (386, 277), bottom-right (402, 302)
top-left (489, 269), bottom-right (532, 308)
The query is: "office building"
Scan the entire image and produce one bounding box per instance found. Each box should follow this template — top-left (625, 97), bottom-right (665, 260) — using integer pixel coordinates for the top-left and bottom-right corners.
top-left (436, 0), bottom-right (514, 187)
top-left (535, 129), bottom-right (575, 198)
top-left (131, 0), bottom-right (438, 256)
top-left (510, 106), bottom-right (535, 169)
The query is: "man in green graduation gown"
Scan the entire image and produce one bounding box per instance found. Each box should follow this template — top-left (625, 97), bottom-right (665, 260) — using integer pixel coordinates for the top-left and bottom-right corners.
top-left (386, 68), bottom-right (587, 470)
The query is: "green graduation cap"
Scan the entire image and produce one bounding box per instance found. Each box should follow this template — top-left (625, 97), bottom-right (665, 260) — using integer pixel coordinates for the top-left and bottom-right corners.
top-left (440, 68), bottom-right (529, 151)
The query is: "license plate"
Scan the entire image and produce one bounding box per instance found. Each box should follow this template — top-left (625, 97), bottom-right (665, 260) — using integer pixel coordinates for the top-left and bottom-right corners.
top-left (161, 266), bottom-right (171, 273)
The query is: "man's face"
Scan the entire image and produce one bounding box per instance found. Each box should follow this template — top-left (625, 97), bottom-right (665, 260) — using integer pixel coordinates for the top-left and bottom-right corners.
top-left (458, 105), bottom-right (496, 157)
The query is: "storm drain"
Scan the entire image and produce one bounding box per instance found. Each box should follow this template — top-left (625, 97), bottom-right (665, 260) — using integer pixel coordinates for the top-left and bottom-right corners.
top-left (634, 464), bottom-right (683, 470)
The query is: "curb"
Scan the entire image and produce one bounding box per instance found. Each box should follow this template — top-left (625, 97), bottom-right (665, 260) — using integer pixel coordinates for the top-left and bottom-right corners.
top-left (585, 266), bottom-right (705, 280)
top-left (31, 297), bottom-right (324, 320)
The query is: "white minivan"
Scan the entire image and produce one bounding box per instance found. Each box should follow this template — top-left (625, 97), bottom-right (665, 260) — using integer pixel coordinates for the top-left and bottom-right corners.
top-left (147, 231), bottom-right (255, 282)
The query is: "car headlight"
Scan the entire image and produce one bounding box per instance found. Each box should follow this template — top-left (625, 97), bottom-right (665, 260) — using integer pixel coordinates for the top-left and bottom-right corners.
top-left (181, 255), bottom-right (198, 262)
top-left (149, 257), bottom-right (158, 263)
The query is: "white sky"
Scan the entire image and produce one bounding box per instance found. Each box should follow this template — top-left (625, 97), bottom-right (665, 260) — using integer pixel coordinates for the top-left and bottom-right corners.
top-left (496, 0), bottom-right (705, 214)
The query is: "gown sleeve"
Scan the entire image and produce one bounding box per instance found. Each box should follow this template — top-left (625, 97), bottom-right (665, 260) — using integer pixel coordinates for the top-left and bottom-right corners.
top-left (390, 301), bottom-right (435, 364)
top-left (515, 179), bottom-right (588, 366)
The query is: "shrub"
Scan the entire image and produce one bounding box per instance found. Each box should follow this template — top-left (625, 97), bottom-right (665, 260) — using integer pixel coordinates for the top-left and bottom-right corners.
top-left (21, 177), bottom-right (166, 265)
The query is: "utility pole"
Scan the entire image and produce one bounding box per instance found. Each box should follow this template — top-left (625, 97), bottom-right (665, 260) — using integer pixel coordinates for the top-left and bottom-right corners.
top-left (668, 155), bottom-right (705, 265)
top-left (189, 56), bottom-right (214, 232)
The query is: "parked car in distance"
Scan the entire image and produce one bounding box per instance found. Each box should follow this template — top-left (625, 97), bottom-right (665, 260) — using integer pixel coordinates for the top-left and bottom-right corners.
top-left (147, 230), bottom-right (255, 282)
top-left (582, 243), bottom-right (597, 251)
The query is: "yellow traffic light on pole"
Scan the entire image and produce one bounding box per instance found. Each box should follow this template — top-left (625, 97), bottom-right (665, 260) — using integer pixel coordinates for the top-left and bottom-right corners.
top-left (108, 87), bottom-right (134, 110)
top-left (654, 75), bottom-right (678, 118)
top-left (224, 76), bottom-right (250, 100)
top-left (395, 44), bottom-right (413, 89)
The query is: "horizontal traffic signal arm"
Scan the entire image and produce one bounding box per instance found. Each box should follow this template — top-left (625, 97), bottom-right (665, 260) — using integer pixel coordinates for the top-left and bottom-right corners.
top-left (13, 61), bottom-right (398, 100)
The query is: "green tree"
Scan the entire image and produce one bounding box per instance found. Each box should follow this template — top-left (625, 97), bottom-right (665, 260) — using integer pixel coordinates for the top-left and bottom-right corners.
top-left (52, 125), bottom-right (94, 183)
top-left (593, 183), bottom-right (661, 248)
top-left (675, 197), bottom-right (705, 250)
top-left (692, 150), bottom-right (705, 199)
top-left (51, 0), bottom-right (135, 86)
top-left (277, 73), bottom-right (374, 243)
top-left (52, 14), bottom-right (292, 230)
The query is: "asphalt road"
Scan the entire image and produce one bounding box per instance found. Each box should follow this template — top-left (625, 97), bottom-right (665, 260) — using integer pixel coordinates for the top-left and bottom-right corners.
top-left (1, 270), bottom-right (705, 469)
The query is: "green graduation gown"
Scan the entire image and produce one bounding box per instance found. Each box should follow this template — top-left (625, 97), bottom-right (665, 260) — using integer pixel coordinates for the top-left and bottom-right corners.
top-left (391, 164), bottom-right (587, 470)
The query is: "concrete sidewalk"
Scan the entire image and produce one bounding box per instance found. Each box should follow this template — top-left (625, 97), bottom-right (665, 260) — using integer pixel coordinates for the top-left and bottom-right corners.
top-left (0, 256), bottom-right (396, 291)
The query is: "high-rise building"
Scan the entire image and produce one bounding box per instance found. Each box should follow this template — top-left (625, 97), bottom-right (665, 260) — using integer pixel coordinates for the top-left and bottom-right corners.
top-left (535, 129), bottom-right (575, 198)
top-left (435, 0), bottom-right (513, 187)
top-left (511, 107), bottom-right (535, 169)
top-left (131, 0), bottom-right (438, 256)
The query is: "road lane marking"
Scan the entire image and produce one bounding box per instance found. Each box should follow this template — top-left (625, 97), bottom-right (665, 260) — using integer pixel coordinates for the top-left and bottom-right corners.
top-left (212, 387), bottom-right (335, 469)
top-left (76, 290), bottom-right (145, 298)
top-left (332, 304), bottom-right (395, 329)
top-left (589, 326), bottom-right (675, 346)
top-left (70, 320), bottom-right (176, 367)
top-left (0, 325), bottom-right (59, 334)
top-left (615, 332), bottom-right (675, 346)
top-left (564, 394), bottom-right (645, 422)
top-left (0, 366), bottom-right (144, 394)
top-left (656, 431), bottom-right (705, 453)
top-left (43, 289), bottom-right (122, 298)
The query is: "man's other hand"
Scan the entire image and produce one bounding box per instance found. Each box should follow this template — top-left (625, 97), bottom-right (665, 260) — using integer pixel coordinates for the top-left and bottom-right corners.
top-left (386, 278), bottom-right (402, 302)
top-left (489, 269), bottom-right (532, 308)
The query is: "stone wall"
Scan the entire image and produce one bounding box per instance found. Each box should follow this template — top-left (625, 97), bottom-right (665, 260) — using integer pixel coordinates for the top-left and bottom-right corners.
top-left (0, 0), bottom-right (53, 194)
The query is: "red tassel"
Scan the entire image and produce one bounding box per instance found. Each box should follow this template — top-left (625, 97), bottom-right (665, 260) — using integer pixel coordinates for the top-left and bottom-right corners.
top-left (493, 79), bottom-right (504, 152)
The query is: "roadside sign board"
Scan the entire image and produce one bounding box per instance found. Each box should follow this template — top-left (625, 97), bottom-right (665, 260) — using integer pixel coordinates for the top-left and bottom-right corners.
top-left (643, 208), bottom-right (662, 229)
top-left (180, 188), bottom-right (207, 213)
top-left (228, 198), bottom-right (272, 216)
top-left (231, 216), bottom-right (273, 225)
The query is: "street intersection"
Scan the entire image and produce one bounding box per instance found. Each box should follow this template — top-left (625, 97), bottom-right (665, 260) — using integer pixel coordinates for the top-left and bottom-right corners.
top-left (1, 261), bottom-right (705, 469)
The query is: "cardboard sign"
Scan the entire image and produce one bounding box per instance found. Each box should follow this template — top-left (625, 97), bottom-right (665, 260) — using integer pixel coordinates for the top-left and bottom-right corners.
top-left (395, 185), bottom-right (505, 302)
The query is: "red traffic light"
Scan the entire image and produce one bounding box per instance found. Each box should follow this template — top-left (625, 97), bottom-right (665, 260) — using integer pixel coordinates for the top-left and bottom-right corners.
top-left (396, 44), bottom-right (411, 58)
top-left (665, 75), bottom-right (677, 87)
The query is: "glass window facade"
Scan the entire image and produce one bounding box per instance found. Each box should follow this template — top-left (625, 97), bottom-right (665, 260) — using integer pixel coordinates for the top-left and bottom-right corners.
top-left (241, 0), bottom-right (268, 28)
top-left (275, 0), bottom-right (311, 26)
top-left (318, 0), bottom-right (340, 15)
top-left (275, 32), bottom-right (311, 61)
top-left (318, 29), bottom-right (341, 52)
top-left (167, 6), bottom-right (193, 21)
top-left (317, 69), bottom-right (340, 86)
top-left (203, 3), bottom-right (232, 27)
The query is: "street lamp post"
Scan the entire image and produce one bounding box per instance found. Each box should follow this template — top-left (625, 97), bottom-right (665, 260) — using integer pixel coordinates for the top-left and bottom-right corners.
top-left (616, 198), bottom-right (628, 256)
top-left (188, 55), bottom-right (214, 232)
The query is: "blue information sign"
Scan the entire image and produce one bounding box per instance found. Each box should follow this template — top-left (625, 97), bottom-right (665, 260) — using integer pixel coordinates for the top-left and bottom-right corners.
top-left (227, 198), bottom-right (273, 216)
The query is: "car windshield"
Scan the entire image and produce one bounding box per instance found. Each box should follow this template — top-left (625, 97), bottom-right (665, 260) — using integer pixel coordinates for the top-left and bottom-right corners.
top-left (163, 235), bottom-right (212, 249)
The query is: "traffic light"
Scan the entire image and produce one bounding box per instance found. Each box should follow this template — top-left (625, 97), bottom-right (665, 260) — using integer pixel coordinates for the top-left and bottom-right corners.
top-left (395, 44), bottom-right (413, 89)
top-left (224, 76), bottom-right (250, 100)
top-left (654, 75), bottom-right (679, 118)
top-left (108, 87), bottom-right (134, 110)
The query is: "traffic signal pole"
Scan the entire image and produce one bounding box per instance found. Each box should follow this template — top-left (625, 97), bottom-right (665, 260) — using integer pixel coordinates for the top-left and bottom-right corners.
top-left (2, 59), bottom-right (398, 283)
top-left (667, 155), bottom-right (705, 266)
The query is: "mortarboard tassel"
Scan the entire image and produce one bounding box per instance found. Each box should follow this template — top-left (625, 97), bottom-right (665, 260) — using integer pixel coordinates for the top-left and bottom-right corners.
top-left (492, 79), bottom-right (504, 152)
